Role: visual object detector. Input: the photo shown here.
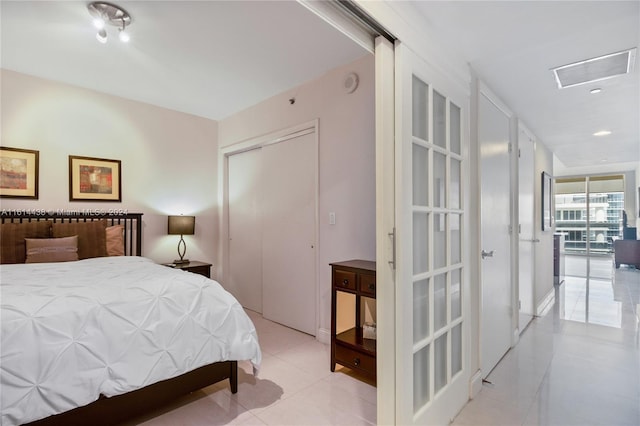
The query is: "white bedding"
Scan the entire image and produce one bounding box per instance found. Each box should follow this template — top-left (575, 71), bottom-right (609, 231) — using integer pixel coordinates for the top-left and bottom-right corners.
top-left (0, 256), bottom-right (261, 425)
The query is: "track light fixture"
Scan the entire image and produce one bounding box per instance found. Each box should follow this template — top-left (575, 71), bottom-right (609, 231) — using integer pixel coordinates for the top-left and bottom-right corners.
top-left (87, 2), bottom-right (132, 44)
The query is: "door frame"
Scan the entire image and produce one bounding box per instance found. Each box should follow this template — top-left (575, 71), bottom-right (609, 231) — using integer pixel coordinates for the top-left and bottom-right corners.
top-left (220, 120), bottom-right (320, 335)
top-left (517, 122), bottom-right (537, 333)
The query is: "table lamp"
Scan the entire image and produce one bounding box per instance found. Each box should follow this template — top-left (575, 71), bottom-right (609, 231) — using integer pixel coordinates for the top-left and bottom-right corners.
top-left (168, 215), bottom-right (195, 264)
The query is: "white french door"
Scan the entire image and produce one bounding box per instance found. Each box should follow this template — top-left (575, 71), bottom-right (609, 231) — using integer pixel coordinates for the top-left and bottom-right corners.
top-left (394, 42), bottom-right (470, 425)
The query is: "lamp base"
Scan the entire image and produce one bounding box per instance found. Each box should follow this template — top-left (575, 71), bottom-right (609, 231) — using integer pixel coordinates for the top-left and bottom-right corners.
top-left (174, 259), bottom-right (190, 264)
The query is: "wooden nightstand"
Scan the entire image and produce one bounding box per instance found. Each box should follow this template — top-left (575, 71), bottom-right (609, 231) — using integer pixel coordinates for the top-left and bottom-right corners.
top-left (163, 261), bottom-right (212, 278)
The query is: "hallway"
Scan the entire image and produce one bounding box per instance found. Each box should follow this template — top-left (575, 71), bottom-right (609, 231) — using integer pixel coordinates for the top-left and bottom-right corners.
top-left (453, 255), bottom-right (640, 425)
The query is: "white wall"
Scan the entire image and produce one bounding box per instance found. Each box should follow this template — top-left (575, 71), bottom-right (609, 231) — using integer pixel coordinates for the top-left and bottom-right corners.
top-left (0, 69), bottom-right (218, 264)
top-left (218, 54), bottom-right (376, 336)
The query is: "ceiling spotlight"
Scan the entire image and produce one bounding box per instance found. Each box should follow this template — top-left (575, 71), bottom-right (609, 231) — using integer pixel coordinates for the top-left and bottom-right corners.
top-left (119, 29), bottom-right (130, 43)
top-left (590, 88), bottom-right (602, 94)
top-left (593, 130), bottom-right (612, 137)
top-left (87, 2), bottom-right (132, 44)
top-left (92, 17), bottom-right (105, 29)
top-left (96, 29), bottom-right (107, 44)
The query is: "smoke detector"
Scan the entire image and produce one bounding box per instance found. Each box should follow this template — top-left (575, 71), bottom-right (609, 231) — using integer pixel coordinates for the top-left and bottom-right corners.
top-left (343, 72), bottom-right (359, 94)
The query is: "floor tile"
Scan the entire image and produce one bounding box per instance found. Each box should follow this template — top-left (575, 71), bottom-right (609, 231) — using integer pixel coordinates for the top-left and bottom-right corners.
top-left (133, 254), bottom-right (638, 426)
top-left (454, 254), bottom-right (640, 426)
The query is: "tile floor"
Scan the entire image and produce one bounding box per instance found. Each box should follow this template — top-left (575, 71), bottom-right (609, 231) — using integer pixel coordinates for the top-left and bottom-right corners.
top-left (452, 254), bottom-right (640, 426)
top-left (127, 309), bottom-right (377, 426)
top-left (130, 254), bottom-right (638, 425)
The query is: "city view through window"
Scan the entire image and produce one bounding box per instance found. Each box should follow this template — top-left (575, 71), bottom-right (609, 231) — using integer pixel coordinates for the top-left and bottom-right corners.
top-left (555, 175), bottom-right (625, 254)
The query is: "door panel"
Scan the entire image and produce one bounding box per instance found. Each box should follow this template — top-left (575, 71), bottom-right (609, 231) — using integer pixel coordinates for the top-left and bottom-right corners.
top-left (396, 42), bottom-right (469, 425)
top-left (261, 133), bottom-right (317, 335)
top-left (518, 128), bottom-right (535, 330)
top-left (479, 92), bottom-right (512, 376)
top-left (228, 149), bottom-right (263, 313)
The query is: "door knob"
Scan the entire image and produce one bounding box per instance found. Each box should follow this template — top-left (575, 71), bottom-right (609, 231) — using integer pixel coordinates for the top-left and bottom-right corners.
top-left (481, 250), bottom-right (494, 259)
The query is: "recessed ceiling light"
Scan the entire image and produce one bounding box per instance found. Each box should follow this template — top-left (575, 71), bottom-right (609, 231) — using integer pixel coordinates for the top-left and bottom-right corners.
top-left (593, 130), bottom-right (612, 136)
top-left (590, 88), bottom-right (602, 94)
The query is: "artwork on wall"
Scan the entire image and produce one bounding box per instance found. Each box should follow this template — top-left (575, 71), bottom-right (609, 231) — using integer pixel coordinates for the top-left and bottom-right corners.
top-left (0, 146), bottom-right (39, 199)
top-left (69, 155), bottom-right (121, 202)
top-left (541, 171), bottom-right (552, 231)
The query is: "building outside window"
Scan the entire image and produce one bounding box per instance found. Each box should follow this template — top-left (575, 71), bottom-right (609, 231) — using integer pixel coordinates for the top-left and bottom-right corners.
top-left (555, 176), bottom-right (625, 255)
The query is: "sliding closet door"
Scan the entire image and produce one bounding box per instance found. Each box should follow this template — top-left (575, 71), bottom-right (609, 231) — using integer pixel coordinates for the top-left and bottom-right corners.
top-left (261, 132), bottom-right (317, 335)
top-left (228, 149), bottom-right (263, 313)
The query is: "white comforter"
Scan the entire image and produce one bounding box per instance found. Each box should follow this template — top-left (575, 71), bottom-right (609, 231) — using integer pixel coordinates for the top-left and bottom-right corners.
top-left (0, 256), bottom-right (261, 425)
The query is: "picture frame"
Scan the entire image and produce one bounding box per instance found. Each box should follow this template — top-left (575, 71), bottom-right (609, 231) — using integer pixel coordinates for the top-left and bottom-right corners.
top-left (0, 146), bottom-right (39, 199)
top-left (69, 155), bottom-right (121, 202)
top-left (541, 171), bottom-right (552, 231)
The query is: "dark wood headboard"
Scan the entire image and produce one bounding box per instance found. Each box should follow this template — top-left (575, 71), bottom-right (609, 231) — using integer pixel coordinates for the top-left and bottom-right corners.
top-left (1, 211), bottom-right (143, 256)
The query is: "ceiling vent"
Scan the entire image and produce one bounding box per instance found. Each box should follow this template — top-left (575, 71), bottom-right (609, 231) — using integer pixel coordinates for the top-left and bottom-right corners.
top-left (552, 48), bottom-right (636, 89)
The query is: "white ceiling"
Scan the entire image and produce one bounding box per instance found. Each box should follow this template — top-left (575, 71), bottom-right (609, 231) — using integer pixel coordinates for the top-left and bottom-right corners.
top-left (1, 1), bottom-right (639, 171)
top-left (412, 1), bottom-right (639, 169)
top-left (0, 1), bottom-right (369, 120)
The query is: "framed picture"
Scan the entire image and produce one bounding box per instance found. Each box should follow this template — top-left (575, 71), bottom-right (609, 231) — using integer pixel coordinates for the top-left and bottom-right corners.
top-left (0, 146), bottom-right (39, 199)
top-left (541, 171), bottom-right (552, 231)
top-left (69, 155), bottom-right (121, 202)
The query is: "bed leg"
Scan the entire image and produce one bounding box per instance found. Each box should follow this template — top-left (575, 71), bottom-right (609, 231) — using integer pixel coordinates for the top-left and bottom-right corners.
top-left (230, 361), bottom-right (238, 394)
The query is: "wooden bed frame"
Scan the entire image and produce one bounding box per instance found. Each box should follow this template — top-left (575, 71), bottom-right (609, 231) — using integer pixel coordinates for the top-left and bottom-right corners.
top-left (1, 212), bottom-right (239, 426)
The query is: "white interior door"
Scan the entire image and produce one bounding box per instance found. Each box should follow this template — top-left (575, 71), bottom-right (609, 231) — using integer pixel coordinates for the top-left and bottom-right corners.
top-left (479, 91), bottom-right (513, 376)
top-left (518, 127), bottom-right (535, 331)
top-left (228, 148), bottom-right (263, 313)
top-left (395, 42), bottom-right (470, 425)
top-left (261, 132), bottom-right (317, 335)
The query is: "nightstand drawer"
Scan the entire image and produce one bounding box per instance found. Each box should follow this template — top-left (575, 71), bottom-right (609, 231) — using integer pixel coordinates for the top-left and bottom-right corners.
top-left (164, 261), bottom-right (212, 278)
top-left (333, 269), bottom-right (357, 291)
top-left (183, 265), bottom-right (210, 278)
top-left (335, 344), bottom-right (376, 376)
top-left (359, 273), bottom-right (376, 297)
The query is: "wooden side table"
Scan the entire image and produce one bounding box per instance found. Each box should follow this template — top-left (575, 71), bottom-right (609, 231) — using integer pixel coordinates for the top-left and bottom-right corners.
top-left (330, 259), bottom-right (376, 382)
top-left (163, 260), bottom-right (212, 278)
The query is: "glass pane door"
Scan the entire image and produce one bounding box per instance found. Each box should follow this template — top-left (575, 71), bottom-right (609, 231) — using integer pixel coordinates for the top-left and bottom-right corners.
top-left (395, 42), bottom-right (469, 425)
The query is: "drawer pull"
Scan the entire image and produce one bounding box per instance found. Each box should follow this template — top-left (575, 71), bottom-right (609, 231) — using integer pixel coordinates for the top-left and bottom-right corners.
top-left (368, 283), bottom-right (375, 291)
top-left (342, 279), bottom-right (349, 286)
top-left (354, 357), bottom-right (361, 366)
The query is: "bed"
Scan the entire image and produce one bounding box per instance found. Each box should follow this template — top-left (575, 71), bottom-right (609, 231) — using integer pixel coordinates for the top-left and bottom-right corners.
top-left (0, 212), bottom-right (261, 426)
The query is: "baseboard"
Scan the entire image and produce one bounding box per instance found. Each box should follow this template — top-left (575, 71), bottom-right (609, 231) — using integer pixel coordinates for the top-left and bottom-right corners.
top-left (536, 288), bottom-right (555, 316)
top-left (470, 370), bottom-right (483, 399)
top-left (316, 327), bottom-right (331, 345)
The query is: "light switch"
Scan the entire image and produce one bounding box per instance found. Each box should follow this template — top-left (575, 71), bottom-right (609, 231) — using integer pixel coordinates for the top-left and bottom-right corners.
top-left (329, 212), bottom-right (336, 225)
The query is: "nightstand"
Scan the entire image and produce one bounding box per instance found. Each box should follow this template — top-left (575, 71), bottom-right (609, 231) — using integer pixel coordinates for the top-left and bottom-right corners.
top-left (163, 261), bottom-right (212, 278)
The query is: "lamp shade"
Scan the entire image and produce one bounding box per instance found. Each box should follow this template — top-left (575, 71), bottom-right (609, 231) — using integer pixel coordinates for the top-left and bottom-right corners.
top-left (168, 215), bottom-right (195, 235)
